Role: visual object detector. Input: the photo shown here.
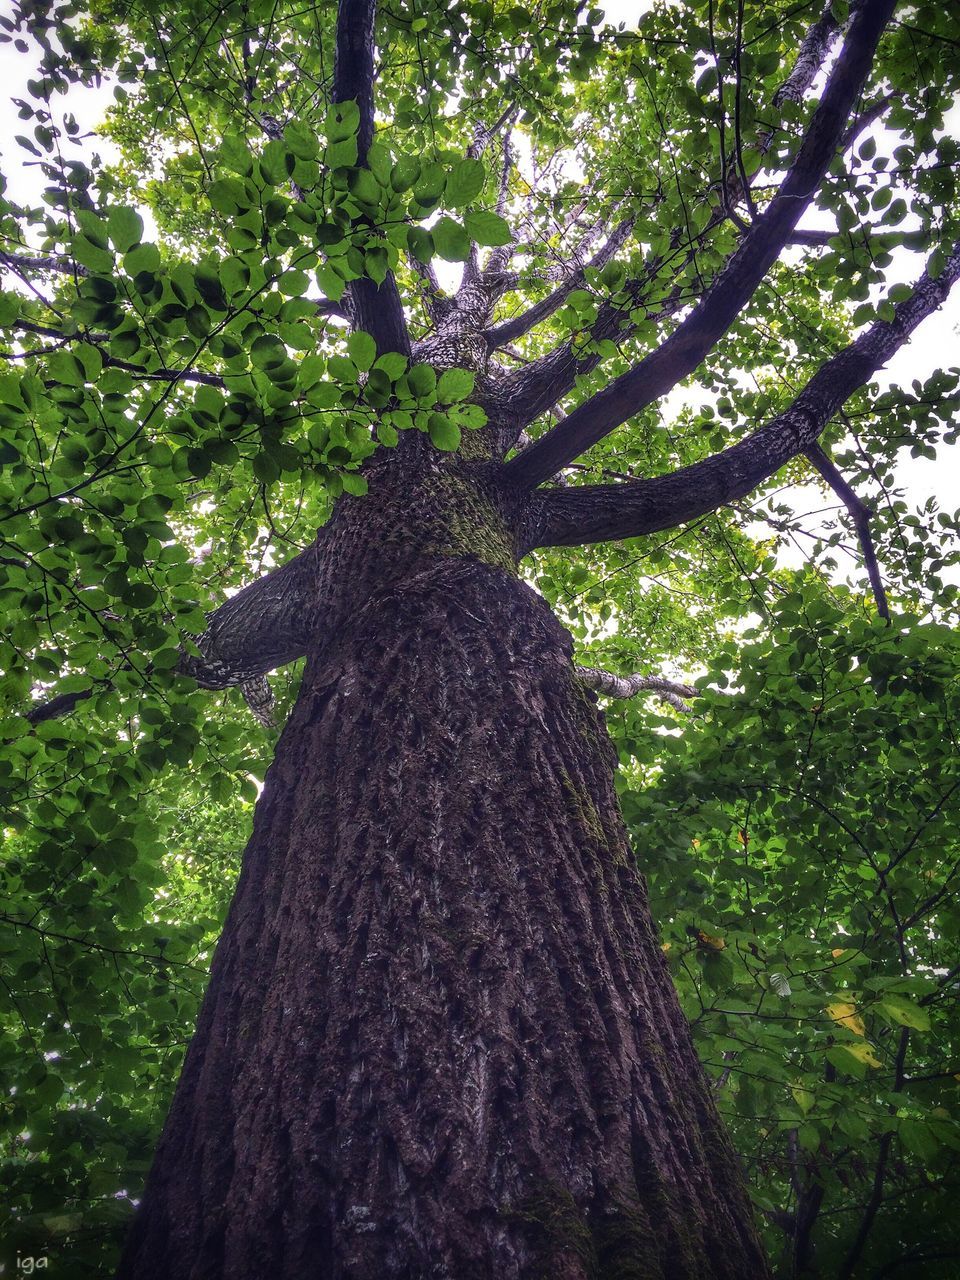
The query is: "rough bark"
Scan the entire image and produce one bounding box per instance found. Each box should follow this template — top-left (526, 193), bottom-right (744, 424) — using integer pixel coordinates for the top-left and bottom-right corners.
top-left (117, 461), bottom-right (768, 1280)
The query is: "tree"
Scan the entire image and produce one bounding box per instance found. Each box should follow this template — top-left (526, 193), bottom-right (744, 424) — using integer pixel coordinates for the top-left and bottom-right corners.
top-left (1, 0), bottom-right (959, 1276)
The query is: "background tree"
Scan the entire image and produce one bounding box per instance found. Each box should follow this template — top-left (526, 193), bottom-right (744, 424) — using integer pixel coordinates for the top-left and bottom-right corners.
top-left (0, 0), bottom-right (958, 1276)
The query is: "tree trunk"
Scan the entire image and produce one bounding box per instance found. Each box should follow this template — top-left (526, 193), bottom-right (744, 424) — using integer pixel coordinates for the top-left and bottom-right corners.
top-left (117, 465), bottom-right (768, 1279)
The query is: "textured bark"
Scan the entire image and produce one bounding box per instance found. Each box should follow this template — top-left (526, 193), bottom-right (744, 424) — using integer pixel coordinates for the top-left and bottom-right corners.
top-left (118, 465), bottom-right (768, 1279)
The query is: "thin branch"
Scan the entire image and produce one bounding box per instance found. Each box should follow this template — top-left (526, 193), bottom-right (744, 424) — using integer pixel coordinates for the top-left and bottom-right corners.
top-left (837, 1028), bottom-right (911, 1280)
top-left (503, 0), bottom-right (897, 489)
top-left (805, 441), bottom-right (890, 618)
top-left (485, 218), bottom-right (634, 349)
top-left (490, 3), bottom-right (845, 423)
top-left (840, 89), bottom-right (902, 151)
top-left (0, 248), bottom-right (88, 278)
top-left (408, 254), bottom-right (453, 323)
top-left (576, 664), bottom-right (697, 713)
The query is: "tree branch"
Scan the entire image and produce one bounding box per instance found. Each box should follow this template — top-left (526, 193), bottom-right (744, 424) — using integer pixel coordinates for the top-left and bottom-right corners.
top-left (333, 0), bottom-right (410, 356)
top-left (485, 218), bottom-right (634, 349)
top-left (408, 254), bottom-right (453, 324)
top-left (503, 0), bottom-right (897, 490)
top-left (466, 102), bottom-right (517, 160)
top-left (0, 248), bottom-right (88, 278)
top-left (805, 441), bottom-right (890, 618)
top-left (787, 229), bottom-right (835, 247)
top-left (527, 243), bottom-right (960, 549)
top-left (489, 4), bottom-right (853, 434)
top-left (576, 664), bottom-right (697, 713)
top-left (772, 3), bottom-right (841, 108)
top-left (837, 1027), bottom-right (911, 1280)
top-left (176, 543), bottom-right (315, 688)
top-left (26, 685), bottom-right (100, 724)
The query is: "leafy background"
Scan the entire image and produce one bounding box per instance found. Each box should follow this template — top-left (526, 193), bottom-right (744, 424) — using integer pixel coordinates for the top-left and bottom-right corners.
top-left (0, 1), bottom-right (958, 1275)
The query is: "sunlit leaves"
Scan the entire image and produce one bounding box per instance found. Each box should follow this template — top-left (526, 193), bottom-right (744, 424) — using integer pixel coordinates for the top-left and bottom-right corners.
top-left (464, 209), bottom-right (511, 246)
top-left (431, 215), bottom-right (471, 261)
top-left (445, 157), bottom-right (485, 206)
top-left (826, 1000), bottom-right (867, 1038)
top-left (106, 207), bottom-right (144, 253)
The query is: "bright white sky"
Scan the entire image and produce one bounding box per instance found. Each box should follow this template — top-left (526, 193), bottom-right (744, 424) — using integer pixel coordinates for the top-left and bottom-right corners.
top-left (0, 12), bottom-right (957, 568)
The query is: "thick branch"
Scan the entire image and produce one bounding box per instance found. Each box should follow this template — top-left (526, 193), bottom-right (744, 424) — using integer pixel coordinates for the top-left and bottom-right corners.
top-left (504, 0), bottom-right (897, 490)
top-left (805, 442), bottom-right (890, 618)
top-left (26, 686), bottom-right (99, 724)
top-left (333, 0), bottom-right (410, 356)
top-left (466, 103), bottom-right (517, 160)
top-left (786, 229), bottom-right (835, 247)
top-left (177, 544), bottom-right (315, 688)
top-left (576, 665), bottom-right (696, 713)
top-left (529, 244), bottom-right (960, 549)
top-left (491, 6), bottom-right (850, 431)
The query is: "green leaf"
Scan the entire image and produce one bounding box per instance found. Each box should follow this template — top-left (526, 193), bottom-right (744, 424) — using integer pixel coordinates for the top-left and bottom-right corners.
top-left (798, 1123), bottom-right (820, 1153)
top-left (326, 100), bottom-right (360, 141)
top-left (207, 177), bottom-right (249, 215)
top-left (446, 158), bottom-right (485, 207)
top-left (374, 352), bottom-right (408, 380)
top-left (347, 331), bottom-right (377, 372)
top-left (406, 363), bottom-right (437, 398)
top-left (250, 335), bottom-right (287, 369)
top-left (72, 235), bottom-right (114, 272)
top-left (107, 207), bottom-right (144, 253)
top-left (252, 452), bottom-right (281, 484)
top-left (428, 414), bottom-right (461, 451)
top-left (880, 998), bottom-right (930, 1031)
top-left (391, 155), bottom-right (421, 192)
top-left (349, 168), bottom-right (381, 205)
top-left (898, 1118), bottom-right (938, 1161)
top-left (431, 216), bottom-right (471, 262)
top-left (464, 209), bottom-right (512, 247)
top-left (436, 368), bottom-right (475, 403)
top-left (407, 226), bottom-right (434, 264)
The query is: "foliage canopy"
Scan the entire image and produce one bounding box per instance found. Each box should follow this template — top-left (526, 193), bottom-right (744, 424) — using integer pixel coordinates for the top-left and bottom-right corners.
top-left (0, 0), bottom-right (958, 1274)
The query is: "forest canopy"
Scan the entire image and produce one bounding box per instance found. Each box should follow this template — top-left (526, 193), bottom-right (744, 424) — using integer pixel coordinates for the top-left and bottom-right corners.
top-left (0, 0), bottom-right (958, 1275)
